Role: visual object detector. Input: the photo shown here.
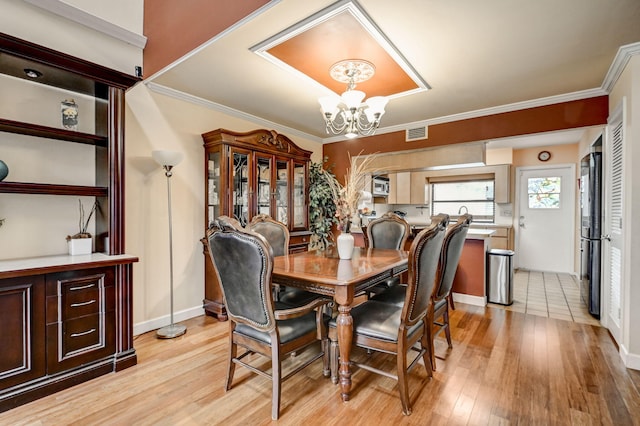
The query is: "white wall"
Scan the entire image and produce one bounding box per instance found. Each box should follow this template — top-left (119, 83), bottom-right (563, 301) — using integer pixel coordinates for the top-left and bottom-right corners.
top-left (609, 54), bottom-right (640, 366)
top-left (125, 84), bottom-right (322, 333)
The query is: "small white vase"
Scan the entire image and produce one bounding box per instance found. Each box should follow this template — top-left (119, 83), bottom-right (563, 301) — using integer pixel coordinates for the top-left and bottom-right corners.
top-left (336, 232), bottom-right (355, 260)
top-left (68, 238), bottom-right (92, 255)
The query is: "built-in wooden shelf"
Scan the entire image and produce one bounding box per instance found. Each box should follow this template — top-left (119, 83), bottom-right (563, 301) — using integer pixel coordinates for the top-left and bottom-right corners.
top-left (0, 181), bottom-right (107, 196)
top-left (0, 118), bottom-right (108, 146)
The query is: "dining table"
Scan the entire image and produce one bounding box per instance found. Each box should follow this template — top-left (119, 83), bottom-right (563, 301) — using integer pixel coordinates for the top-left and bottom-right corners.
top-left (271, 246), bottom-right (409, 402)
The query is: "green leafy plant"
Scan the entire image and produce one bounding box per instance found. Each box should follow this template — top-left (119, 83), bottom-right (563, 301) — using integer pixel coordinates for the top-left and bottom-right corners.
top-left (308, 158), bottom-right (339, 250)
top-left (66, 199), bottom-right (98, 240)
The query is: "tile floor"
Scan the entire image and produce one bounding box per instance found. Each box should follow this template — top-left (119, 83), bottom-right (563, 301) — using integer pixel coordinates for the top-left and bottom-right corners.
top-left (488, 270), bottom-right (601, 326)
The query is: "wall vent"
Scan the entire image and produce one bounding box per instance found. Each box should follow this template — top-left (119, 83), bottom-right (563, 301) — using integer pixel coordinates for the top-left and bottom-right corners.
top-left (406, 126), bottom-right (428, 141)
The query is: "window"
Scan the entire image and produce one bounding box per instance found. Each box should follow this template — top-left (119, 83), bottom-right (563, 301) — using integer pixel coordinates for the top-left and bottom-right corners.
top-left (527, 177), bottom-right (561, 209)
top-left (431, 179), bottom-right (494, 222)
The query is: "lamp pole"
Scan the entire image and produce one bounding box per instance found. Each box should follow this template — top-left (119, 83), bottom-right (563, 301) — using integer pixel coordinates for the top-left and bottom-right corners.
top-left (153, 150), bottom-right (187, 339)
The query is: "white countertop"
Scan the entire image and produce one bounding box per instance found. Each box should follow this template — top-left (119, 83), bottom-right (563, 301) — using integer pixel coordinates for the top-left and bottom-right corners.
top-left (465, 229), bottom-right (496, 240)
top-left (0, 253), bottom-right (139, 275)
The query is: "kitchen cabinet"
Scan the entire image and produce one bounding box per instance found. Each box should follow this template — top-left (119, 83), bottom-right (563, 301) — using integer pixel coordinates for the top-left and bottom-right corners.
top-left (494, 164), bottom-right (511, 203)
top-left (470, 225), bottom-right (512, 250)
top-left (387, 172), bottom-right (411, 204)
top-left (200, 128), bottom-right (312, 320)
top-left (387, 171), bottom-right (427, 205)
top-left (410, 171), bottom-right (428, 204)
top-left (0, 33), bottom-right (138, 411)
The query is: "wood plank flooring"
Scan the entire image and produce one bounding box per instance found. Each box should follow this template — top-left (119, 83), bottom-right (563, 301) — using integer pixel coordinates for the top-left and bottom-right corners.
top-left (1, 303), bottom-right (639, 425)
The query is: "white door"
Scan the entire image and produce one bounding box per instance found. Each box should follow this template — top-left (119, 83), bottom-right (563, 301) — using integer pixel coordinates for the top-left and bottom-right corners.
top-left (603, 103), bottom-right (624, 342)
top-left (516, 165), bottom-right (575, 273)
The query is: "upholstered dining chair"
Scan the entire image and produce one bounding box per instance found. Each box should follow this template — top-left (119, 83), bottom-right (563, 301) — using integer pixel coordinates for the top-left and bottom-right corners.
top-left (207, 216), bottom-right (330, 420)
top-left (248, 214), bottom-right (320, 307)
top-left (327, 215), bottom-right (447, 415)
top-left (365, 211), bottom-right (411, 295)
top-left (372, 213), bottom-right (470, 370)
top-left (430, 213), bottom-right (472, 367)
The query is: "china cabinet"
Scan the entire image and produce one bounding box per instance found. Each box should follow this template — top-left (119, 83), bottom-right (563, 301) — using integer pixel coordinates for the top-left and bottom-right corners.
top-left (201, 129), bottom-right (312, 320)
top-left (0, 33), bottom-right (138, 411)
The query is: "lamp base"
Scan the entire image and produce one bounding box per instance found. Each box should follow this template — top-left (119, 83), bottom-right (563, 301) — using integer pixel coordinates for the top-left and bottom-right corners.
top-left (156, 323), bottom-right (187, 339)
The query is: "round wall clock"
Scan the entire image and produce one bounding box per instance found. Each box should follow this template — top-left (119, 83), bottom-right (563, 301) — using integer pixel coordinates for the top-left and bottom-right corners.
top-left (538, 150), bottom-right (551, 162)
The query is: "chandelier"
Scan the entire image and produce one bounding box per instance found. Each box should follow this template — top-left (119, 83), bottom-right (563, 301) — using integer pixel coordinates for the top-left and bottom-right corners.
top-left (318, 59), bottom-right (388, 139)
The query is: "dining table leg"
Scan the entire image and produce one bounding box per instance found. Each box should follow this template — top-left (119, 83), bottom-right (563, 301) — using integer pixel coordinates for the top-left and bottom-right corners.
top-left (336, 302), bottom-right (353, 401)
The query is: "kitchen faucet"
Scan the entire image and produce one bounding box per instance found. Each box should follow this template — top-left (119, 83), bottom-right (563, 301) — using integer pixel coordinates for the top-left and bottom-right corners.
top-left (458, 205), bottom-right (468, 215)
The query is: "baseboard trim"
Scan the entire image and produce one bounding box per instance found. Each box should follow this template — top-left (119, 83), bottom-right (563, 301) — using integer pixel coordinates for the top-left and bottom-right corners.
top-left (620, 344), bottom-right (640, 371)
top-left (451, 292), bottom-right (486, 307)
top-left (133, 306), bottom-right (205, 336)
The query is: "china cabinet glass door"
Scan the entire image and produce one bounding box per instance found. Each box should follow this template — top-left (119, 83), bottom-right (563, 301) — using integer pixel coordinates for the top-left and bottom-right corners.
top-left (275, 160), bottom-right (289, 225)
top-left (256, 154), bottom-right (272, 217)
top-left (232, 149), bottom-right (250, 227)
top-left (292, 161), bottom-right (307, 229)
top-left (207, 151), bottom-right (221, 227)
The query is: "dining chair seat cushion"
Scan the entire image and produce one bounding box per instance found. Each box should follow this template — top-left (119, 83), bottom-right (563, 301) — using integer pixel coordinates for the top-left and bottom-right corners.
top-left (278, 288), bottom-right (323, 307)
top-left (235, 302), bottom-right (320, 345)
top-left (370, 283), bottom-right (407, 307)
top-left (328, 300), bottom-right (424, 343)
top-left (434, 298), bottom-right (447, 313)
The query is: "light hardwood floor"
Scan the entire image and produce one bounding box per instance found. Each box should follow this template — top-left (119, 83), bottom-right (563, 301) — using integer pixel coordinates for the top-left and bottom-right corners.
top-left (1, 303), bottom-right (639, 425)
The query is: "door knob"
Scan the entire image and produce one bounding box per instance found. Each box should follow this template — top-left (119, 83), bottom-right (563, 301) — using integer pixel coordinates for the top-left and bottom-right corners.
top-left (519, 216), bottom-right (525, 228)
top-left (602, 234), bottom-right (611, 241)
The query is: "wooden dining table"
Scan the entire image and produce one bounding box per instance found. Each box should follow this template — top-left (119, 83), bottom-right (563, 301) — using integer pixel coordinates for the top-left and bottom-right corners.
top-left (272, 246), bottom-right (409, 402)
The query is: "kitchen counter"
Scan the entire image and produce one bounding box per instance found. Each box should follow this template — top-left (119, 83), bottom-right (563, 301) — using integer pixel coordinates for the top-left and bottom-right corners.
top-left (409, 226), bottom-right (492, 306)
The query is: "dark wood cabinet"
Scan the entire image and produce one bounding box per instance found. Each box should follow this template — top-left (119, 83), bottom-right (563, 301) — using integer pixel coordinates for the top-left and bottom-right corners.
top-left (0, 259), bottom-right (136, 412)
top-left (45, 267), bottom-right (116, 374)
top-left (200, 129), bottom-right (312, 320)
top-left (0, 33), bottom-right (138, 412)
top-left (0, 276), bottom-right (46, 391)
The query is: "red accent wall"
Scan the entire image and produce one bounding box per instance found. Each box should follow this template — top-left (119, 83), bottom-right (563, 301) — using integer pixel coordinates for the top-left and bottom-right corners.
top-left (143, 0), bottom-right (270, 77)
top-left (323, 96), bottom-right (608, 184)
top-left (452, 239), bottom-right (487, 297)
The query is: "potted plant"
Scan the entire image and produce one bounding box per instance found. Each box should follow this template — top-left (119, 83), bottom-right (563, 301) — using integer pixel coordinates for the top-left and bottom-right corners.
top-left (66, 199), bottom-right (98, 255)
top-left (308, 158), bottom-right (339, 251)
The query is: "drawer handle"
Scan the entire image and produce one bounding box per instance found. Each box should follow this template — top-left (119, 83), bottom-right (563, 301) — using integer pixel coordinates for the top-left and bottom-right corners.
top-left (70, 328), bottom-right (96, 338)
top-left (70, 299), bottom-right (96, 307)
top-left (69, 283), bottom-right (95, 291)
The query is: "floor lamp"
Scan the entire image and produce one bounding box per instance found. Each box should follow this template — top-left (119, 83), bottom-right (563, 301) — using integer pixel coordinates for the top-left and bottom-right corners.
top-left (152, 150), bottom-right (187, 339)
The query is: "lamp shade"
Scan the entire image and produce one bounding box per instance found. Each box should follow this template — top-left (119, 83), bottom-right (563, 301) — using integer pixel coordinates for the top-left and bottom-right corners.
top-left (152, 150), bottom-right (183, 167)
top-left (341, 90), bottom-right (365, 109)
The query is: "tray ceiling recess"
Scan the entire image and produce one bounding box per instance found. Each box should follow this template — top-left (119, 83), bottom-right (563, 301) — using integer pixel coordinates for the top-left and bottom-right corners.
top-left (250, 0), bottom-right (430, 100)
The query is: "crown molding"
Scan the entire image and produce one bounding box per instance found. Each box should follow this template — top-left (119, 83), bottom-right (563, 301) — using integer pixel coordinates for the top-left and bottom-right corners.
top-left (24, 0), bottom-right (147, 48)
top-left (321, 87), bottom-right (607, 143)
top-left (145, 82), bottom-right (324, 144)
top-left (602, 42), bottom-right (640, 93)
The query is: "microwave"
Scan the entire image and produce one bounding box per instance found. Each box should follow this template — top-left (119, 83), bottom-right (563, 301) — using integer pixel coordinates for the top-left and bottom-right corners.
top-left (372, 176), bottom-right (389, 196)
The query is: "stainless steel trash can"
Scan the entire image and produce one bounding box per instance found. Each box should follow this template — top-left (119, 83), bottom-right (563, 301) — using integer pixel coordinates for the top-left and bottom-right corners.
top-left (487, 249), bottom-right (514, 305)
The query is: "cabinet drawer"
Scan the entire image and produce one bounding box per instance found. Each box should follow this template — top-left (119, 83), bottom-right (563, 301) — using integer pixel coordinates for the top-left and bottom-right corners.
top-left (46, 311), bottom-right (115, 373)
top-left (491, 228), bottom-right (509, 238)
top-left (289, 233), bottom-right (310, 252)
top-left (46, 268), bottom-right (114, 324)
top-left (63, 314), bottom-right (103, 355)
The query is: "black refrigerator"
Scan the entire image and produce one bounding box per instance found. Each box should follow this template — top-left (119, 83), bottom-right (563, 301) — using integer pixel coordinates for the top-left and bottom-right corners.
top-left (580, 150), bottom-right (602, 318)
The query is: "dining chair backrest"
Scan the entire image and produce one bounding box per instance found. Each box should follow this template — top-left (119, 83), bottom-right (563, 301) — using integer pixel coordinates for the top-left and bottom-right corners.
top-left (366, 212), bottom-right (410, 250)
top-left (248, 214), bottom-right (289, 257)
top-left (207, 216), bottom-right (276, 331)
top-left (433, 214), bottom-right (472, 302)
top-left (402, 214), bottom-right (448, 324)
